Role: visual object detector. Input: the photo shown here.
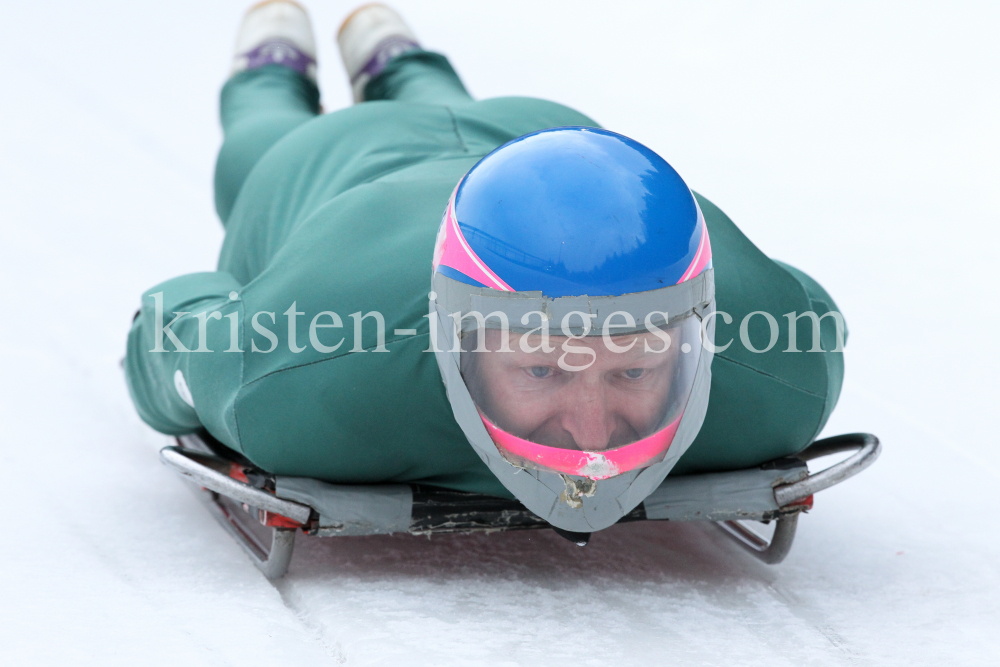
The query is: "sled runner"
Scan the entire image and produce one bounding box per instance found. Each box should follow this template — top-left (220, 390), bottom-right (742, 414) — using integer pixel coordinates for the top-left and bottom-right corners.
top-left (160, 432), bottom-right (880, 579)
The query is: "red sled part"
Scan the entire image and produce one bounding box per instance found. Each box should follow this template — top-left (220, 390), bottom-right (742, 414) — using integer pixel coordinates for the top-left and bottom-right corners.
top-left (229, 462), bottom-right (250, 484)
top-left (784, 494), bottom-right (814, 510)
top-left (259, 510), bottom-right (304, 529)
top-left (227, 463), bottom-right (305, 529)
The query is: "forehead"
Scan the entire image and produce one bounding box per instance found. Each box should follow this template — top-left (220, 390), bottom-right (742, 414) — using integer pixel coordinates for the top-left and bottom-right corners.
top-left (475, 329), bottom-right (681, 362)
top-left (479, 328), bottom-right (677, 345)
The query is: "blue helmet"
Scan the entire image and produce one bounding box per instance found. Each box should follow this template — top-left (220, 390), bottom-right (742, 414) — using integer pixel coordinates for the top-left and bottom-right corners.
top-left (431, 126), bottom-right (716, 533)
top-left (433, 126), bottom-right (712, 297)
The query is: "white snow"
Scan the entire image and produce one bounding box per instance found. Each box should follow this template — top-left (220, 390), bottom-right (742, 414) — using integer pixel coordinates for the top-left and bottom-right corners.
top-left (1, 1), bottom-right (998, 664)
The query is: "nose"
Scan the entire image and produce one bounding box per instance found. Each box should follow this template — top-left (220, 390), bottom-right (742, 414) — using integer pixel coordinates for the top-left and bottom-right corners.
top-left (560, 381), bottom-right (618, 451)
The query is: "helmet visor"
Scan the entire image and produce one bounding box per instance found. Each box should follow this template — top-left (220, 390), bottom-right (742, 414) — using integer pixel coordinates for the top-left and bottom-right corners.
top-left (459, 313), bottom-right (702, 479)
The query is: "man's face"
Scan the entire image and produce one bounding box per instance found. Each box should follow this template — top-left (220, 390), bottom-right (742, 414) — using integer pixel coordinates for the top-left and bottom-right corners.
top-left (463, 328), bottom-right (688, 452)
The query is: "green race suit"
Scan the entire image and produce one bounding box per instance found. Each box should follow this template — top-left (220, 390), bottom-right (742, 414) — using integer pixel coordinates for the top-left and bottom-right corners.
top-left (125, 52), bottom-right (846, 498)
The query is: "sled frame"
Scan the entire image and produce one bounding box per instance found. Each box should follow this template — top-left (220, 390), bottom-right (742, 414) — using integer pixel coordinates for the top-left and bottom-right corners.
top-left (161, 432), bottom-right (880, 578)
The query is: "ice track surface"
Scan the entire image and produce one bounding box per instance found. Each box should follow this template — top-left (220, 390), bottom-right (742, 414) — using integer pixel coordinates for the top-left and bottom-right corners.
top-left (2, 1), bottom-right (998, 665)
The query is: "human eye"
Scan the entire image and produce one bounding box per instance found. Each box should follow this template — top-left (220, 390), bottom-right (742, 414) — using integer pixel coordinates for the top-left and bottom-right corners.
top-left (527, 366), bottom-right (554, 379)
top-left (623, 368), bottom-right (645, 380)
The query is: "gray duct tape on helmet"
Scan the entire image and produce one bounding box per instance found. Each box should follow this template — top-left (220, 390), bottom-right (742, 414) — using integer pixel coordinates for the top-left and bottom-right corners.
top-left (429, 269), bottom-right (716, 533)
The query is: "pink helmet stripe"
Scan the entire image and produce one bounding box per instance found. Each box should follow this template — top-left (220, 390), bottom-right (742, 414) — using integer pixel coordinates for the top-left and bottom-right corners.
top-left (677, 212), bottom-right (712, 284)
top-left (433, 186), bottom-right (514, 292)
top-left (480, 413), bottom-right (682, 481)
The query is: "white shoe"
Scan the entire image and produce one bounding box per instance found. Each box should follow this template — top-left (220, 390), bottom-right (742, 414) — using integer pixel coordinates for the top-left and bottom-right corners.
top-left (337, 4), bottom-right (420, 102)
top-left (232, 0), bottom-right (317, 81)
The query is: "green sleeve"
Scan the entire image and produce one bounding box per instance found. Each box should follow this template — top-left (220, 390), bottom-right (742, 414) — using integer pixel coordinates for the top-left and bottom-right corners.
top-left (773, 259), bottom-right (848, 437)
top-left (124, 272), bottom-right (245, 448)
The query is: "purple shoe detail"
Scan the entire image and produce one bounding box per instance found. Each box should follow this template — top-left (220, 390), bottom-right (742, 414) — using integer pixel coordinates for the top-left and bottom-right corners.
top-left (351, 36), bottom-right (420, 83)
top-left (241, 39), bottom-right (316, 76)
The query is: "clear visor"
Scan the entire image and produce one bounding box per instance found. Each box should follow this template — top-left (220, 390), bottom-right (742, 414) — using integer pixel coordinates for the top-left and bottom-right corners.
top-left (460, 314), bottom-right (703, 479)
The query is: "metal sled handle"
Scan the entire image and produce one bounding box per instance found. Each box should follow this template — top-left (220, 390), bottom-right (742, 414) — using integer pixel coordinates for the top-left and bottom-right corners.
top-left (773, 433), bottom-right (881, 507)
top-left (717, 514), bottom-right (799, 565)
top-left (160, 446), bottom-right (313, 524)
